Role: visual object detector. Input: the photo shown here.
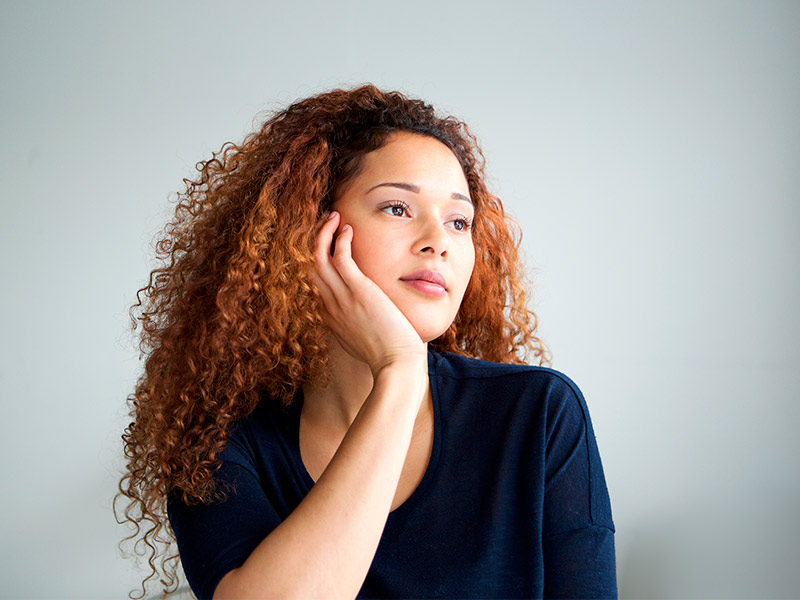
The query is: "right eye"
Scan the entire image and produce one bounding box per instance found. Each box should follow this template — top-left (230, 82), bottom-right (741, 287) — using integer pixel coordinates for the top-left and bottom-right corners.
top-left (380, 201), bottom-right (410, 217)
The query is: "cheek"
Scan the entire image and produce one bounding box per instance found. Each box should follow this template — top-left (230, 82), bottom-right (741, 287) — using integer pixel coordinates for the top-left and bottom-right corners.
top-left (460, 245), bottom-right (476, 286)
top-left (348, 231), bottom-right (385, 280)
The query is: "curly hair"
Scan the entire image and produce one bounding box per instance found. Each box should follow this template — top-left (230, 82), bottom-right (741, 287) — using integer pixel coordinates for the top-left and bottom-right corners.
top-left (116, 84), bottom-right (547, 598)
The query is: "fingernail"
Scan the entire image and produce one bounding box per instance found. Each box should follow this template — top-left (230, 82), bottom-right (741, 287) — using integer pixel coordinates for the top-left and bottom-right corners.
top-left (327, 211), bottom-right (338, 220)
top-left (342, 224), bottom-right (351, 232)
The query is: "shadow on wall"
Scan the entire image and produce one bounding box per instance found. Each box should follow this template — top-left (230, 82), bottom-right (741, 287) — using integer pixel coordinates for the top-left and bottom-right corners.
top-left (619, 488), bottom-right (800, 599)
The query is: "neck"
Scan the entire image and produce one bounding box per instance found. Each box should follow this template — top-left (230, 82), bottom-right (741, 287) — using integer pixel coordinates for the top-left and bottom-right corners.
top-left (301, 338), bottom-right (430, 429)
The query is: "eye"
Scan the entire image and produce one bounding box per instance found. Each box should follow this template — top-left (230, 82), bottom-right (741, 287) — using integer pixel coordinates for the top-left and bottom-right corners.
top-left (449, 216), bottom-right (473, 232)
top-left (380, 201), bottom-right (410, 217)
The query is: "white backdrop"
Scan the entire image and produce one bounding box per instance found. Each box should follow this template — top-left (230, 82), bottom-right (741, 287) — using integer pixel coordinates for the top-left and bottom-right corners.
top-left (1, 1), bottom-right (798, 598)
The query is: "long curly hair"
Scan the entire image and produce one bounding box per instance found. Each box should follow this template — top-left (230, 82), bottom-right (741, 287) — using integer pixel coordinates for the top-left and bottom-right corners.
top-left (116, 84), bottom-right (547, 597)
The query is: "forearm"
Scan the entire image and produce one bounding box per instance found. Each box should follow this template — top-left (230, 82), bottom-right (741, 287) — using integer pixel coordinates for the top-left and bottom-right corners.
top-left (213, 358), bottom-right (427, 599)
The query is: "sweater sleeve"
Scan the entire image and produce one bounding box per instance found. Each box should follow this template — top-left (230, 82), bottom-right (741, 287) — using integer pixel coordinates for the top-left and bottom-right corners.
top-left (167, 430), bottom-right (282, 600)
top-left (540, 375), bottom-right (617, 599)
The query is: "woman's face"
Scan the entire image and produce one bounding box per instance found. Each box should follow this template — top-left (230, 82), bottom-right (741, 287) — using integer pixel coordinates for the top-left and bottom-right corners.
top-left (332, 132), bottom-right (476, 343)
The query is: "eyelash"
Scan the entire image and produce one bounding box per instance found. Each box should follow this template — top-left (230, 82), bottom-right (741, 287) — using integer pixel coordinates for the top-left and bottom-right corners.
top-left (380, 201), bottom-right (473, 232)
top-left (382, 201), bottom-right (410, 218)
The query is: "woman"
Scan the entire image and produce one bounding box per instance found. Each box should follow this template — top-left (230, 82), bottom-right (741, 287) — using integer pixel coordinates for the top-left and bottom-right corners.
top-left (118, 85), bottom-right (616, 599)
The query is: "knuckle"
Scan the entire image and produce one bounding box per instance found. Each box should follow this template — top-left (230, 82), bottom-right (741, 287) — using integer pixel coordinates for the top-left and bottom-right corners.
top-left (312, 245), bottom-right (324, 260)
top-left (332, 253), bottom-right (348, 268)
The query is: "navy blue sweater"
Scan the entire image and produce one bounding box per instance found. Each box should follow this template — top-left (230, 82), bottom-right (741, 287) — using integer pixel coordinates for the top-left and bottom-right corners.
top-left (168, 350), bottom-right (617, 598)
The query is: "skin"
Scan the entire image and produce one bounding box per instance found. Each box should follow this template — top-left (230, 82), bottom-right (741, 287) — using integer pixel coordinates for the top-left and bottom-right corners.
top-left (304, 132), bottom-right (476, 422)
top-left (214, 132), bottom-right (475, 599)
top-left (331, 131), bottom-right (475, 346)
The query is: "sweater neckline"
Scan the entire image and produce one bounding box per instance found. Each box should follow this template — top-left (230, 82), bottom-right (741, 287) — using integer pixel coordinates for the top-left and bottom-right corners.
top-left (282, 349), bottom-right (444, 517)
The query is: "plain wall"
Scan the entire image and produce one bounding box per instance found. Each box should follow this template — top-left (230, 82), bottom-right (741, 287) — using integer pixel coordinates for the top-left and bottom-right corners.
top-left (1, 1), bottom-right (798, 597)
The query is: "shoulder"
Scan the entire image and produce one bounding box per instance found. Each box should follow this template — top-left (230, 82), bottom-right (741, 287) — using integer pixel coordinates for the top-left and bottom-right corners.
top-left (429, 349), bottom-right (585, 403)
top-left (428, 350), bottom-right (595, 438)
top-left (214, 398), bottom-right (298, 472)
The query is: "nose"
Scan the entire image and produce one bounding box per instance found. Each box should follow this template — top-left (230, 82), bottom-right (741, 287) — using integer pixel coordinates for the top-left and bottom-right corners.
top-left (414, 216), bottom-right (450, 258)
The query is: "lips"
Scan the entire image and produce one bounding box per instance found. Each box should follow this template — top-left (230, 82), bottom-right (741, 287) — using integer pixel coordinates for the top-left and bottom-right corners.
top-left (399, 269), bottom-right (447, 290)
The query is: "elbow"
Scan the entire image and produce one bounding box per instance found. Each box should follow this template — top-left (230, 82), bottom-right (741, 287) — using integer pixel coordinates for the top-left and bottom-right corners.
top-left (213, 567), bottom-right (337, 600)
top-left (212, 568), bottom-right (245, 600)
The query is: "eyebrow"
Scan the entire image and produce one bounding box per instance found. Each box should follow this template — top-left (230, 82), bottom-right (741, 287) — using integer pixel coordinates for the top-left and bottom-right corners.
top-left (366, 182), bottom-right (473, 205)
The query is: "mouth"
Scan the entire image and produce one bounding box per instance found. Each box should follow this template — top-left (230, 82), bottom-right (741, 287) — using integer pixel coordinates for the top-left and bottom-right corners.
top-left (399, 269), bottom-right (448, 297)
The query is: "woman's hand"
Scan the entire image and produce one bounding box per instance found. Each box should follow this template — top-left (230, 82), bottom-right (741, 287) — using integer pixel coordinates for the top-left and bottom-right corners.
top-left (213, 211), bottom-right (430, 600)
top-left (313, 211), bottom-right (426, 376)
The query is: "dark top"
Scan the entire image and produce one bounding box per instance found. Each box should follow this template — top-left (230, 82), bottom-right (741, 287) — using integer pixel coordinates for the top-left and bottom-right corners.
top-left (168, 349), bottom-right (617, 599)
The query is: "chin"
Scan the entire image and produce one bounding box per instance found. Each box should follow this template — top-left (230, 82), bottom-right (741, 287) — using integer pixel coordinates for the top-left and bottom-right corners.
top-left (410, 319), bottom-right (453, 344)
top-left (395, 300), bottom-right (459, 344)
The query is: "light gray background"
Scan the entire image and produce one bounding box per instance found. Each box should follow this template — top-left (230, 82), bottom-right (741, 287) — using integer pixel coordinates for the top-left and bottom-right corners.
top-left (1, 1), bottom-right (798, 598)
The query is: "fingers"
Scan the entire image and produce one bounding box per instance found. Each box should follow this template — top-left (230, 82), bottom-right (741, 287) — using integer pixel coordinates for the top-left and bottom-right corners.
top-left (315, 211), bottom-right (364, 290)
top-left (314, 210), bottom-right (340, 263)
top-left (330, 223), bottom-right (361, 284)
top-left (314, 212), bottom-right (348, 300)
top-left (314, 211), bottom-right (369, 324)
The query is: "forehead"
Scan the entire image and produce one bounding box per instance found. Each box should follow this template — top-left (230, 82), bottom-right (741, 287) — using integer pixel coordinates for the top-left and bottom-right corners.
top-left (353, 132), bottom-right (469, 191)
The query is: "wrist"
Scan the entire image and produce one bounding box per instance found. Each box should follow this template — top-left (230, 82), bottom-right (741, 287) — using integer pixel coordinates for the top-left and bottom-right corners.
top-left (371, 353), bottom-right (428, 400)
top-left (371, 349), bottom-right (427, 379)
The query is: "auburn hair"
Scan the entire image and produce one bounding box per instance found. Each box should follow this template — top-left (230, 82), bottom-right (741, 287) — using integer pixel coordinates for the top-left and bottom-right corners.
top-left (116, 84), bottom-right (547, 597)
